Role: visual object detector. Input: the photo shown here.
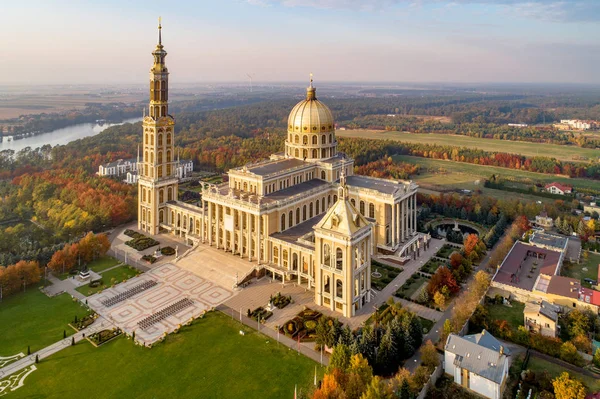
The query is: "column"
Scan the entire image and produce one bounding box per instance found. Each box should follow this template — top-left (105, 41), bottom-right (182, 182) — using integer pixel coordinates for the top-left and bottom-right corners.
top-left (401, 199), bottom-right (406, 242)
top-left (208, 202), bottom-right (213, 246)
top-left (201, 200), bottom-right (205, 243)
top-left (247, 212), bottom-right (252, 262)
top-left (256, 214), bottom-right (260, 263)
top-left (263, 215), bottom-right (268, 262)
top-left (216, 204), bottom-right (221, 249)
top-left (413, 194), bottom-right (417, 235)
top-left (391, 202), bottom-right (396, 247)
top-left (395, 203), bottom-right (400, 245)
top-left (239, 211), bottom-right (244, 258)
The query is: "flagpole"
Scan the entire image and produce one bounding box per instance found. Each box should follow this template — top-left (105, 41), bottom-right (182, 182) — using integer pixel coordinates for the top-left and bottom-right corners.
top-left (314, 365), bottom-right (317, 386)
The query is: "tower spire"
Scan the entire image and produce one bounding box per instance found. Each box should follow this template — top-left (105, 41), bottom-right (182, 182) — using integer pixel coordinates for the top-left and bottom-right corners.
top-left (306, 72), bottom-right (316, 100)
top-left (158, 16), bottom-right (162, 45)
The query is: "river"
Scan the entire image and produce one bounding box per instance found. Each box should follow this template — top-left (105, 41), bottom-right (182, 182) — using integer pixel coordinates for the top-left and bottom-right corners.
top-left (0, 117), bottom-right (142, 152)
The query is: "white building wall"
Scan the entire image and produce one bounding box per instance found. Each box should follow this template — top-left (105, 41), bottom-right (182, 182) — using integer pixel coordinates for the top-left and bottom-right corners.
top-left (444, 352), bottom-right (457, 381)
top-left (469, 373), bottom-right (500, 399)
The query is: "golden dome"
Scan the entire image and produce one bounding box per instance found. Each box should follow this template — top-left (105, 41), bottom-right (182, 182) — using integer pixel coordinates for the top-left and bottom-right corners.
top-left (287, 84), bottom-right (335, 134)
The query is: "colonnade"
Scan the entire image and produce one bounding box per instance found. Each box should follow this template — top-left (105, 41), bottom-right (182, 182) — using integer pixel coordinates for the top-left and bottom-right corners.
top-left (390, 193), bottom-right (417, 248)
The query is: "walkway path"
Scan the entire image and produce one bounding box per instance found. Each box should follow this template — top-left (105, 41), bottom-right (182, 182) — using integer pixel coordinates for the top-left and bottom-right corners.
top-left (43, 273), bottom-right (86, 300)
top-left (393, 298), bottom-right (443, 322)
top-left (0, 316), bottom-right (113, 379)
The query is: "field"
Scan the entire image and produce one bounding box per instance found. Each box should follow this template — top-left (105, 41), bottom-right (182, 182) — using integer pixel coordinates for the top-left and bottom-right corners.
top-left (392, 155), bottom-right (600, 191)
top-left (6, 311), bottom-right (321, 399)
top-left (562, 252), bottom-right (600, 287)
top-left (76, 265), bottom-right (140, 296)
top-left (485, 301), bottom-right (526, 331)
top-left (527, 355), bottom-right (600, 392)
top-left (0, 289), bottom-right (88, 356)
top-left (337, 129), bottom-right (599, 163)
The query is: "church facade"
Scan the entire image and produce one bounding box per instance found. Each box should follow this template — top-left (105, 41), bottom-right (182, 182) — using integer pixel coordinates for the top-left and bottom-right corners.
top-left (138, 23), bottom-right (421, 317)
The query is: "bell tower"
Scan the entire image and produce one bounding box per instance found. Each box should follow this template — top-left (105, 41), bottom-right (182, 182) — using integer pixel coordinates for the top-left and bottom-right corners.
top-left (138, 18), bottom-right (178, 235)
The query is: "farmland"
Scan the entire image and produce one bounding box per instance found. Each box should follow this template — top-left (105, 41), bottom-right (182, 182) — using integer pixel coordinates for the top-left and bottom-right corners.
top-left (337, 129), bottom-right (599, 163)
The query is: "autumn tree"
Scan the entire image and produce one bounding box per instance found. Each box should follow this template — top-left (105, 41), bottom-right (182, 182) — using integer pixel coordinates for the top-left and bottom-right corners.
top-left (312, 373), bottom-right (345, 399)
top-left (463, 234), bottom-right (479, 258)
top-left (426, 266), bottom-right (459, 297)
top-left (360, 376), bottom-right (392, 399)
top-left (420, 340), bottom-right (439, 370)
top-left (552, 372), bottom-right (586, 399)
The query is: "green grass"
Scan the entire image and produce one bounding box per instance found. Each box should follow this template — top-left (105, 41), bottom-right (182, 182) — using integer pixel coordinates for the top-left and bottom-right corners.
top-left (419, 317), bottom-right (435, 334)
top-left (436, 244), bottom-right (458, 259)
top-left (6, 312), bottom-right (321, 399)
top-left (562, 252), bottom-right (600, 288)
top-left (76, 265), bottom-right (140, 296)
top-left (485, 301), bottom-right (526, 331)
top-left (0, 288), bottom-right (89, 356)
top-left (393, 154), bottom-right (599, 191)
top-left (396, 274), bottom-right (428, 299)
top-left (338, 130), bottom-right (598, 164)
top-left (55, 256), bottom-right (120, 280)
top-left (527, 355), bottom-right (600, 392)
top-left (420, 259), bottom-right (446, 274)
top-left (370, 261), bottom-right (403, 291)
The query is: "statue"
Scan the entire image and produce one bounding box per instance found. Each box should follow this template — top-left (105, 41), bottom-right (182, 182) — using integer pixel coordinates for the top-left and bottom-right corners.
top-left (453, 219), bottom-right (460, 232)
top-left (175, 245), bottom-right (179, 257)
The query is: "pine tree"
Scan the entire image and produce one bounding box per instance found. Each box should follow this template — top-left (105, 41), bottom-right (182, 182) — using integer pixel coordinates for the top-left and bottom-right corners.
top-left (327, 343), bottom-right (351, 374)
top-left (398, 378), bottom-right (412, 399)
top-left (376, 329), bottom-right (397, 376)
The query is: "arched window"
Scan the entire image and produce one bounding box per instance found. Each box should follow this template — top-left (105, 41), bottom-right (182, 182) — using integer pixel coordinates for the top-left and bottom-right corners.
top-left (323, 244), bottom-right (331, 266)
top-left (336, 248), bottom-right (343, 270)
top-left (295, 135), bottom-right (299, 144)
top-left (159, 189), bottom-right (164, 203)
top-left (329, 134), bottom-right (333, 143)
top-left (147, 213), bottom-right (151, 224)
top-left (321, 197), bottom-right (325, 211)
top-left (145, 134), bottom-right (148, 145)
top-left (312, 136), bottom-right (317, 145)
top-left (351, 198), bottom-right (356, 207)
top-left (150, 152), bottom-right (154, 163)
top-left (144, 164), bottom-right (148, 176)
top-left (243, 182), bottom-right (248, 192)
top-left (328, 195), bottom-right (331, 206)
top-left (312, 149), bottom-right (317, 158)
top-left (321, 135), bottom-right (326, 144)
top-left (324, 276), bottom-right (330, 293)
top-left (282, 250), bottom-right (288, 268)
top-left (142, 188), bottom-right (146, 202)
top-left (359, 201), bottom-right (365, 215)
top-left (321, 171), bottom-right (326, 180)
top-left (142, 209), bottom-right (146, 222)
top-left (281, 213), bottom-right (286, 231)
top-left (151, 135), bottom-right (154, 146)
top-left (295, 149), bottom-right (299, 158)
top-left (303, 135), bottom-right (308, 145)
top-left (159, 210), bottom-right (164, 223)
top-left (333, 195), bottom-right (337, 202)
top-left (292, 253), bottom-right (298, 271)
top-left (289, 133), bottom-right (292, 141)
top-left (158, 134), bottom-right (163, 146)
top-left (369, 203), bottom-right (375, 218)
top-left (302, 205), bottom-right (307, 221)
top-left (302, 257), bottom-right (308, 273)
top-left (303, 149), bottom-right (308, 158)
top-left (167, 150), bottom-right (171, 162)
top-left (167, 133), bottom-right (172, 145)
top-left (161, 106), bottom-right (166, 117)
top-left (309, 203), bottom-right (313, 218)
top-left (289, 211), bottom-right (293, 227)
top-left (158, 151), bottom-right (163, 164)
top-left (316, 200), bottom-right (320, 215)
top-left (336, 280), bottom-right (343, 298)
top-left (321, 148), bottom-right (327, 158)
top-left (167, 164), bottom-right (171, 176)
top-left (168, 187), bottom-right (173, 201)
top-left (296, 208), bottom-right (300, 224)
top-left (273, 247), bottom-right (279, 264)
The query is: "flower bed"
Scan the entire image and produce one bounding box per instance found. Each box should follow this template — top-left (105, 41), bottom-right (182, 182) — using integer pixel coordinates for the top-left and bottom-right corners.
top-left (88, 328), bottom-right (122, 346)
top-left (436, 244), bottom-right (458, 259)
top-left (142, 255), bottom-right (157, 264)
top-left (161, 246), bottom-right (175, 256)
top-left (270, 292), bottom-right (291, 309)
top-left (70, 313), bottom-right (97, 331)
top-left (89, 279), bottom-right (103, 288)
top-left (124, 229), bottom-right (143, 239)
top-left (126, 235), bottom-right (159, 251)
top-left (247, 307), bottom-right (273, 322)
top-left (420, 259), bottom-right (445, 274)
top-left (279, 308), bottom-right (323, 340)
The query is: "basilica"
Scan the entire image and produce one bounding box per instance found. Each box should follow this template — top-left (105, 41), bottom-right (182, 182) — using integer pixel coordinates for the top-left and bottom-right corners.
top-left (138, 23), bottom-right (421, 317)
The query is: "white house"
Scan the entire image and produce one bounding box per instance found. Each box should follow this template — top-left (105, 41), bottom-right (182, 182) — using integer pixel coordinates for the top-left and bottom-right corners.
top-left (444, 330), bottom-right (509, 399)
top-left (544, 182), bottom-right (572, 195)
top-left (98, 158), bottom-right (137, 177)
top-left (176, 159), bottom-right (194, 179)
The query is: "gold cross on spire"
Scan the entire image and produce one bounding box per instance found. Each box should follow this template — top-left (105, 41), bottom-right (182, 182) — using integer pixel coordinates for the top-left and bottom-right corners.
top-left (158, 16), bottom-right (162, 45)
top-left (309, 72), bottom-right (313, 87)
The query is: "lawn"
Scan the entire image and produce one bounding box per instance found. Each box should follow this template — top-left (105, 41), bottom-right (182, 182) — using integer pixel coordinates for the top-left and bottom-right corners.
top-left (338, 130), bottom-right (598, 164)
top-left (0, 288), bottom-right (89, 356)
top-left (370, 260), bottom-right (403, 291)
top-left (76, 265), bottom-right (140, 296)
top-left (395, 274), bottom-right (428, 299)
top-left (55, 256), bottom-right (121, 280)
top-left (527, 355), bottom-right (600, 392)
top-left (392, 155), bottom-right (599, 191)
top-left (562, 252), bottom-right (600, 288)
top-left (485, 301), bottom-right (526, 331)
top-left (420, 259), bottom-right (446, 274)
top-left (6, 312), bottom-right (321, 399)
top-left (436, 244), bottom-right (457, 259)
top-left (419, 317), bottom-right (435, 334)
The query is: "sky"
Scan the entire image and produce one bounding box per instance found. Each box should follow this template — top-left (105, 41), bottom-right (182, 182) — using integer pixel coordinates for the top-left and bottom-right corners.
top-left (4, 0), bottom-right (600, 85)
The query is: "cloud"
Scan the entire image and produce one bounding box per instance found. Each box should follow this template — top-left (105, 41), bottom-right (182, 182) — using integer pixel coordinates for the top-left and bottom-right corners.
top-left (247, 0), bottom-right (600, 22)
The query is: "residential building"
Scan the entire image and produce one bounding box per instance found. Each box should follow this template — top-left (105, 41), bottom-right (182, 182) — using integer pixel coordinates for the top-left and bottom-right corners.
top-left (544, 182), bottom-right (572, 195)
top-left (523, 300), bottom-right (559, 337)
top-left (444, 330), bottom-right (509, 399)
top-left (98, 158), bottom-right (137, 177)
top-left (534, 212), bottom-right (553, 230)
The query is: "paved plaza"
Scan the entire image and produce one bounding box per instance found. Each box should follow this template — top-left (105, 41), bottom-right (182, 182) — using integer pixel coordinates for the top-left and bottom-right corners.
top-left (87, 263), bottom-right (235, 345)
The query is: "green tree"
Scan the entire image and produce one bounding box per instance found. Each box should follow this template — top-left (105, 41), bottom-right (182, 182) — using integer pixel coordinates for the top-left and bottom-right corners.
top-left (420, 340), bottom-right (439, 370)
top-left (360, 376), bottom-right (392, 399)
top-left (593, 348), bottom-right (600, 368)
top-left (376, 329), bottom-right (398, 376)
top-left (327, 343), bottom-right (351, 374)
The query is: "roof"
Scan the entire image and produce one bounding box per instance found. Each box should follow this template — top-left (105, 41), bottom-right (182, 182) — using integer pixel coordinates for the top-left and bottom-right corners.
top-left (546, 275), bottom-right (580, 299)
top-left (345, 175), bottom-right (407, 195)
top-left (264, 179), bottom-right (330, 202)
top-left (243, 158), bottom-right (307, 177)
top-left (545, 182), bottom-right (572, 192)
top-left (524, 301), bottom-right (559, 322)
top-left (462, 330), bottom-right (511, 355)
top-left (529, 232), bottom-right (568, 251)
top-left (445, 331), bottom-right (508, 384)
top-left (314, 187), bottom-right (371, 236)
top-left (579, 287), bottom-right (600, 307)
top-left (270, 215), bottom-right (322, 250)
top-left (287, 86), bottom-right (335, 133)
top-left (493, 241), bottom-right (562, 289)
